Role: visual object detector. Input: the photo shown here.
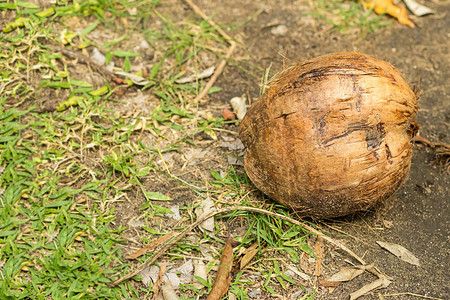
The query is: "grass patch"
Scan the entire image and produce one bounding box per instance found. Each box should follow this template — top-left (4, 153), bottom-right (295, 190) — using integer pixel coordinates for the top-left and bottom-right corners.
top-left (0, 0), bottom-right (331, 299)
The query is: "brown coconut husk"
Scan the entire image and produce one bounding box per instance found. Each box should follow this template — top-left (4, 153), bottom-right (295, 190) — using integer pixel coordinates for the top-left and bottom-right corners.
top-left (239, 52), bottom-right (418, 218)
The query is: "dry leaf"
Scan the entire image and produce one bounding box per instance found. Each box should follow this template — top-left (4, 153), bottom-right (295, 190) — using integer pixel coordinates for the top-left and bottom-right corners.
top-left (91, 47), bottom-right (106, 65)
top-left (363, 263), bottom-right (392, 281)
top-left (206, 235), bottom-right (234, 300)
top-left (152, 263), bottom-right (167, 300)
top-left (112, 77), bottom-right (126, 84)
top-left (349, 277), bottom-right (391, 300)
top-left (328, 266), bottom-right (365, 282)
top-left (139, 266), bottom-right (154, 288)
top-left (195, 198), bottom-right (216, 233)
top-left (319, 278), bottom-right (340, 287)
top-left (193, 259), bottom-right (208, 289)
top-left (165, 272), bottom-right (181, 290)
top-left (403, 0), bottom-right (433, 16)
top-left (175, 66), bottom-right (215, 84)
top-left (176, 260), bottom-right (194, 284)
top-left (230, 96), bottom-right (247, 120)
top-left (161, 281), bottom-right (180, 300)
top-left (377, 241), bottom-right (420, 266)
top-left (240, 243), bottom-right (259, 270)
top-left (222, 108), bottom-right (236, 121)
top-left (166, 205), bottom-right (181, 220)
top-left (286, 265), bottom-right (311, 281)
top-left (115, 71), bottom-right (150, 85)
top-left (127, 232), bottom-right (177, 259)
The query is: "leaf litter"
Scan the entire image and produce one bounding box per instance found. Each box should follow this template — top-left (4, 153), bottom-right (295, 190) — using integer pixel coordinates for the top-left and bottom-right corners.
top-left (230, 96), bottom-right (247, 120)
top-left (193, 259), bottom-right (208, 289)
top-left (207, 234), bottom-right (234, 300)
top-left (377, 241), bottom-right (421, 266)
top-left (327, 265), bottom-right (366, 282)
top-left (239, 242), bottom-right (259, 270)
top-left (152, 262), bottom-right (167, 300)
top-left (161, 282), bottom-right (180, 300)
top-left (195, 198), bottom-right (216, 233)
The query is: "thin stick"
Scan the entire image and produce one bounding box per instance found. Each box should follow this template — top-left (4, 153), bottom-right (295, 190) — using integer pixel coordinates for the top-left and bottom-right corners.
top-left (107, 206), bottom-right (366, 287)
top-left (183, 0), bottom-right (237, 102)
top-left (413, 135), bottom-right (434, 147)
top-left (380, 292), bottom-right (443, 300)
top-left (193, 42), bottom-right (237, 102)
top-left (183, 0), bottom-right (233, 42)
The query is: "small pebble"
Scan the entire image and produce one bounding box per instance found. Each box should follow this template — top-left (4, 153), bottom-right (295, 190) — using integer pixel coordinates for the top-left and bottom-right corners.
top-left (248, 288), bottom-right (262, 298)
top-left (271, 24), bottom-right (288, 36)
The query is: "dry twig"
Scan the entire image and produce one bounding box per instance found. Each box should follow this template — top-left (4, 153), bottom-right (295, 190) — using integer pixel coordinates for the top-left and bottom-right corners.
top-left (126, 232), bottom-right (177, 259)
top-left (380, 292), bottom-right (444, 300)
top-left (413, 135), bottom-right (450, 170)
top-left (183, 0), bottom-right (237, 102)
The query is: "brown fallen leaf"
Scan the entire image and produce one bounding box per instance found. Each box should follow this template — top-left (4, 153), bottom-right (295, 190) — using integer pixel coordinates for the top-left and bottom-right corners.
top-left (328, 265), bottom-right (365, 282)
top-left (142, 67), bottom-right (148, 78)
top-left (222, 108), bottom-right (236, 121)
top-left (240, 243), bottom-right (259, 270)
top-left (403, 0), bottom-right (433, 16)
top-left (152, 263), bottom-right (167, 300)
top-left (207, 235), bottom-right (234, 300)
top-left (349, 277), bottom-right (391, 300)
top-left (127, 232), bottom-right (177, 259)
top-left (377, 241), bottom-right (420, 266)
top-left (112, 77), bottom-right (127, 84)
top-left (319, 278), bottom-right (340, 287)
top-left (113, 86), bottom-right (127, 96)
top-left (286, 265), bottom-right (311, 281)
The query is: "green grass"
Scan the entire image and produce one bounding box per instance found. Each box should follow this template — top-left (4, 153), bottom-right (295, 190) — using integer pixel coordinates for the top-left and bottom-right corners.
top-left (0, 1), bottom-right (228, 298)
top-left (0, 0), bottom-right (373, 298)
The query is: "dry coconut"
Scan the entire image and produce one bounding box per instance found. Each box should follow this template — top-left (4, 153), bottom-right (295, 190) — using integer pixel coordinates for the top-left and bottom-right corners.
top-left (239, 52), bottom-right (418, 218)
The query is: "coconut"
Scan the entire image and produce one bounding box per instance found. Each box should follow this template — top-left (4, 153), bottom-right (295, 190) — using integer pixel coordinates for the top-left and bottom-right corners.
top-left (239, 52), bottom-right (418, 218)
